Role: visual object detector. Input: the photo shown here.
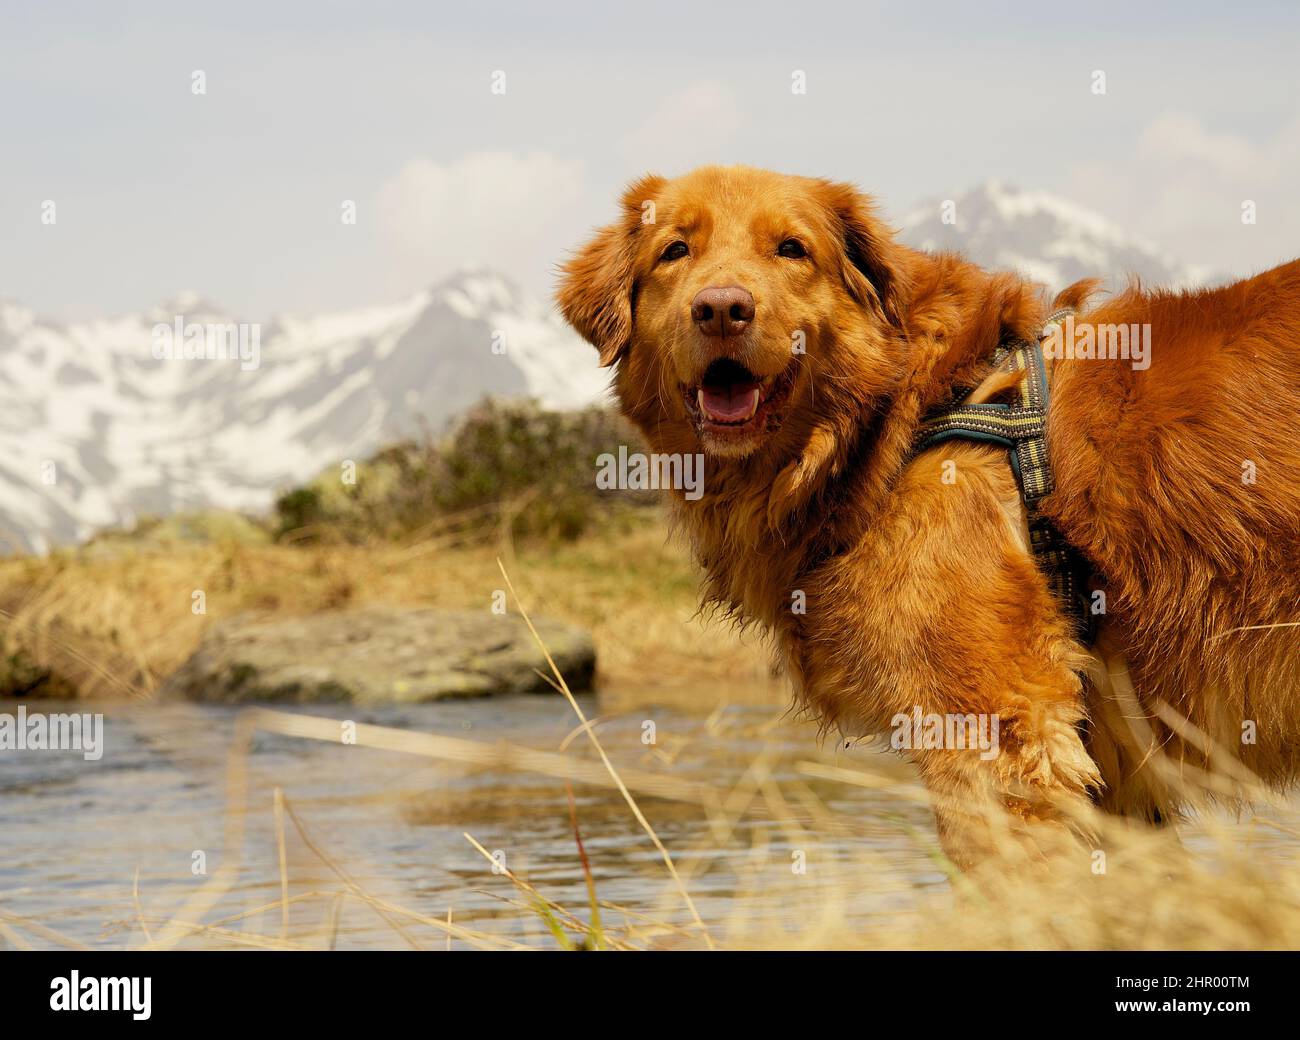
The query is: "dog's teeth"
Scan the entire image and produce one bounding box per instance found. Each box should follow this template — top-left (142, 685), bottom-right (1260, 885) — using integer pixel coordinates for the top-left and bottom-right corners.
top-left (744, 387), bottom-right (760, 418)
top-left (697, 388), bottom-right (706, 413)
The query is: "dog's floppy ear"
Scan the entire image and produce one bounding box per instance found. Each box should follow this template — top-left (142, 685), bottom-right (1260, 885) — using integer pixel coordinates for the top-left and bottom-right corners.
top-left (558, 174), bottom-right (666, 367)
top-left (817, 180), bottom-right (912, 329)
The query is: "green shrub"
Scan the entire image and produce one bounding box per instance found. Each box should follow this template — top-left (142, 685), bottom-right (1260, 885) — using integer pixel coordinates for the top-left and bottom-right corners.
top-left (273, 398), bottom-right (654, 545)
top-left (0, 649), bottom-right (78, 699)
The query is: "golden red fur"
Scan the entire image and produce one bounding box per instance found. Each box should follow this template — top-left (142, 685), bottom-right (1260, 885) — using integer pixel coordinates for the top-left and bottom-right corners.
top-left (558, 165), bottom-right (1300, 866)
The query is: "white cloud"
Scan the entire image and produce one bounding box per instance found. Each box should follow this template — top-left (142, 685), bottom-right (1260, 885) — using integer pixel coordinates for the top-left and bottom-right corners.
top-left (376, 150), bottom-right (587, 292)
top-left (1138, 114), bottom-right (1268, 180)
top-left (1062, 113), bottom-right (1300, 279)
top-left (619, 81), bottom-right (746, 171)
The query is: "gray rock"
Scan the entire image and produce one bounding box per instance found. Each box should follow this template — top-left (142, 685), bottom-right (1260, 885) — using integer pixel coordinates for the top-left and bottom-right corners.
top-left (158, 606), bottom-right (595, 703)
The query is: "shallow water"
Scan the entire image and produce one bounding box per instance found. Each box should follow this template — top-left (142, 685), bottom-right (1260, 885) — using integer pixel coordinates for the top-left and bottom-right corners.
top-left (0, 695), bottom-right (944, 949)
top-left (6, 694), bottom-right (1299, 950)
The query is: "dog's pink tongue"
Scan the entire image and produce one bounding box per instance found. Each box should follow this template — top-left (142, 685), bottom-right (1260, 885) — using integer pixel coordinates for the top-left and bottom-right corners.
top-left (700, 385), bottom-right (760, 423)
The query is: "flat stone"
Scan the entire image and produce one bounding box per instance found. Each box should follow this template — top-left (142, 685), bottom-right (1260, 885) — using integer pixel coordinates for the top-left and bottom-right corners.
top-left (158, 606), bottom-right (595, 703)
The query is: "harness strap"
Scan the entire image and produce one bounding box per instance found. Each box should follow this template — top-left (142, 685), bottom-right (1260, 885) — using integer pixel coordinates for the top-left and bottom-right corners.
top-left (914, 309), bottom-right (1095, 644)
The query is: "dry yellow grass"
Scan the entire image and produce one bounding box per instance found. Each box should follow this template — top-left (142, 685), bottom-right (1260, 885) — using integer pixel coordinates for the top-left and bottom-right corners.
top-left (0, 514), bottom-right (782, 705)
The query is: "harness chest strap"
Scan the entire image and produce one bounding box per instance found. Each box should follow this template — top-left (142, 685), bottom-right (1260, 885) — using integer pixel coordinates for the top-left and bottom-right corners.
top-left (913, 308), bottom-right (1096, 643)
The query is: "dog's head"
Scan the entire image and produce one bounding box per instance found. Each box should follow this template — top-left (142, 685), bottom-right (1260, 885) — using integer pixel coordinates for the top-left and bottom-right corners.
top-left (558, 165), bottom-right (913, 459)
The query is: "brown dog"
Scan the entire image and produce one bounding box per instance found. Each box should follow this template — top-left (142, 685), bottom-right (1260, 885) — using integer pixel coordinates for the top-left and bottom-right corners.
top-left (558, 165), bottom-right (1300, 865)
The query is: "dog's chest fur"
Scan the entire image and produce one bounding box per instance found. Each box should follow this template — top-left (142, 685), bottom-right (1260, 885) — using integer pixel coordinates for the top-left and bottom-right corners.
top-left (675, 437), bottom-right (1064, 737)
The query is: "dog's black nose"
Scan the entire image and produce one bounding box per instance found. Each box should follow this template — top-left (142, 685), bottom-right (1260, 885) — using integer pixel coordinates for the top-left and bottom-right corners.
top-left (692, 286), bottom-right (755, 337)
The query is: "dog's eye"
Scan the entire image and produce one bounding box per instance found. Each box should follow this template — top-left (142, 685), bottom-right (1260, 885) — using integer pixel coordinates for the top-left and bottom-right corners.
top-left (777, 239), bottom-right (808, 259)
top-left (659, 240), bottom-right (689, 263)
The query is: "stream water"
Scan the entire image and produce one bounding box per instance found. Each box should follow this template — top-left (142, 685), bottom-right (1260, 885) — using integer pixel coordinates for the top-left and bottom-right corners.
top-left (1, 695), bottom-right (947, 949)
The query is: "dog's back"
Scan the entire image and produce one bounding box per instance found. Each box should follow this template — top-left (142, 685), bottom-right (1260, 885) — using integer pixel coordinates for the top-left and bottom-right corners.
top-left (1044, 260), bottom-right (1300, 815)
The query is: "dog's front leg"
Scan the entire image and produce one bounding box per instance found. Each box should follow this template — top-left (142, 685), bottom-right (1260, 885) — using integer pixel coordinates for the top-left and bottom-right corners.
top-left (904, 690), bottom-right (1103, 870)
top-left (798, 598), bottom-right (1103, 869)
top-left (798, 444), bottom-right (1104, 869)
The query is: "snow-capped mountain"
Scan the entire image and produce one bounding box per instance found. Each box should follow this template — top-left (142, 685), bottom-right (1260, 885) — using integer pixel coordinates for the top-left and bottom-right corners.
top-left (899, 181), bottom-right (1212, 291)
top-left (0, 270), bottom-right (610, 554)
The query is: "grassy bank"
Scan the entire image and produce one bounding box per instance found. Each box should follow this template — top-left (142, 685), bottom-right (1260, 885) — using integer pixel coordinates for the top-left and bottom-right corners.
top-left (0, 516), bottom-right (783, 707)
top-left (1, 399), bottom-right (786, 705)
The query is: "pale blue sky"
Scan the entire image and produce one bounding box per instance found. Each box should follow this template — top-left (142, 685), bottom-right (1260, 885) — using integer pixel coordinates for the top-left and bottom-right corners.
top-left (3, 0), bottom-right (1298, 319)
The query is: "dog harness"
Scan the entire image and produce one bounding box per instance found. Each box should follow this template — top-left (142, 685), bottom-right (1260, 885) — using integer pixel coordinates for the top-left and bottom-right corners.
top-left (913, 308), bottom-right (1096, 644)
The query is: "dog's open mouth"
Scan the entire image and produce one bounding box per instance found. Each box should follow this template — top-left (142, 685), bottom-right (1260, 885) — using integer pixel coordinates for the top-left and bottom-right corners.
top-left (684, 357), bottom-right (795, 439)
